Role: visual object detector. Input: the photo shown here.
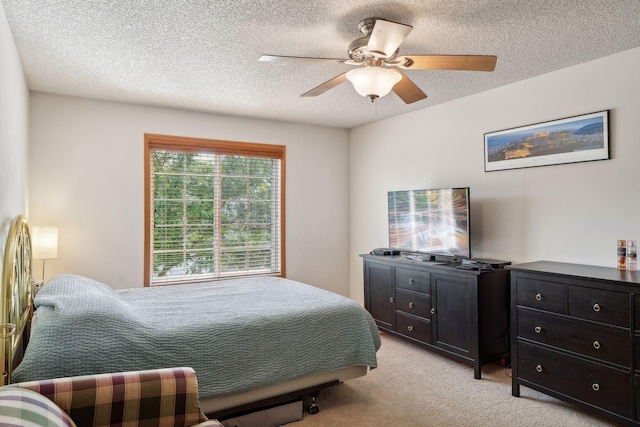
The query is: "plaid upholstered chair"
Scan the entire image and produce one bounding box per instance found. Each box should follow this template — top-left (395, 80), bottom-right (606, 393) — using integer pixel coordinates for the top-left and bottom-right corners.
top-left (0, 367), bottom-right (222, 427)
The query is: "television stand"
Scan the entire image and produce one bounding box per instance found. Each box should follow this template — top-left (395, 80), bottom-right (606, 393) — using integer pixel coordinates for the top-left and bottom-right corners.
top-left (361, 253), bottom-right (510, 379)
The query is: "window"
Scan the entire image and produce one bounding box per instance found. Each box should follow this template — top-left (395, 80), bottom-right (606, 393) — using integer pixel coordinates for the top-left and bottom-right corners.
top-left (144, 134), bottom-right (285, 286)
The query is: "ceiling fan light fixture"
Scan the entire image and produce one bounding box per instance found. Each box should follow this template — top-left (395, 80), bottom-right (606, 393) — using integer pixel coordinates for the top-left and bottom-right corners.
top-left (346, 67), bottom-right (402, 101)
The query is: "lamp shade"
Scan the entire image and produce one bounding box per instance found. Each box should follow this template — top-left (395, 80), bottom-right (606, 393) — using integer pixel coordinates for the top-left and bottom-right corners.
top-left (346, 67), bottom-right (402, 100)
top-left (32, 226), bottom-right (58, 260)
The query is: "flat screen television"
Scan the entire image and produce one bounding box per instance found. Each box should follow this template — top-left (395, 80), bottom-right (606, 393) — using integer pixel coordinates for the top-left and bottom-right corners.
top-left (388, 187), bottom-right (471, 259)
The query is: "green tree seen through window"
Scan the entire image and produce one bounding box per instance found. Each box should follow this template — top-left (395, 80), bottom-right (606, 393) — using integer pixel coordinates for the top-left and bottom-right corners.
top-left (145, 135), bottom-right (284, 286)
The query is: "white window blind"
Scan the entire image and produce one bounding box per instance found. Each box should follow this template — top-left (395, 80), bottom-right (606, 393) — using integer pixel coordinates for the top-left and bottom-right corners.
top-left (149, 149), bottom-right (281, 285)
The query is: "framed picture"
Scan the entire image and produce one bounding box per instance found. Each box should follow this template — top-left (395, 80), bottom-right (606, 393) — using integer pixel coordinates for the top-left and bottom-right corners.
top-left (484, 110), bottom-right (609, 172)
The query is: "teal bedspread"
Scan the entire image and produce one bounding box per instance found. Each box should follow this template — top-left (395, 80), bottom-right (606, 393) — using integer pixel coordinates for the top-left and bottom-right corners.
top-left (12, 275), bottom-right (380, 398)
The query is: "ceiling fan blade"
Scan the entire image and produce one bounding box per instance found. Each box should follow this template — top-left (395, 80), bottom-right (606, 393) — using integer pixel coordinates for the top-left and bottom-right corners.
top-left (259, 54), bottom-right (351, 64)
top-left (391, 70), bottom-right (427, 104)
top-left (397, 55), bottom-right (497, 71)
top-left (367, 19), bottom-right (413, 58)
top-left (301, 73), bottom-right (348, 97)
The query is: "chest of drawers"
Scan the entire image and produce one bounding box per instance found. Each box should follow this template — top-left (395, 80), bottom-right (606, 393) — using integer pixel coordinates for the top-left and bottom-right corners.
top-left (509, 261), bottom-right (640, 425)
top-left (362, 254), bottom-right (510, 379)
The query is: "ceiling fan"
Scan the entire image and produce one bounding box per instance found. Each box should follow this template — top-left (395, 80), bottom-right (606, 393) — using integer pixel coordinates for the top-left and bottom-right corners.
top-left (259, 17), bottom-right (497, 104)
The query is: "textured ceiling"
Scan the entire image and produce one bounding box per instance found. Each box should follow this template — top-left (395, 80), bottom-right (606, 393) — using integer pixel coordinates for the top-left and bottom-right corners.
top-left (3, 1), bottom-right (640, 129)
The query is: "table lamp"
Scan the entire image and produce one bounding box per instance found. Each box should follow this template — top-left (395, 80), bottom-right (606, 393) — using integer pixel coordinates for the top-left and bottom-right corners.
top-left (32, 225), bottom-right (58, 284)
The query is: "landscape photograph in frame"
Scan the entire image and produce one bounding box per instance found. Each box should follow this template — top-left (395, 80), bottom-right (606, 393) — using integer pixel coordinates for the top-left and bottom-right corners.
top-left (484, 110), bottom-right (609, 172)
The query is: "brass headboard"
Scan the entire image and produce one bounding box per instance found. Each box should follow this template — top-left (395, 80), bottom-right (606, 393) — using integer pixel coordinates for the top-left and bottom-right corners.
top-left (1, 215), bottom-right (34, 385)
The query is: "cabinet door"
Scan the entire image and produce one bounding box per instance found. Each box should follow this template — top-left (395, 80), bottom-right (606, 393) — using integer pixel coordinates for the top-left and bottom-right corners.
top-left (634, 296), bottom-right (640, 372)
top-left (432, 273), bottom-right (475, 358)
top-left (365, 261), bottom-right (395, 330)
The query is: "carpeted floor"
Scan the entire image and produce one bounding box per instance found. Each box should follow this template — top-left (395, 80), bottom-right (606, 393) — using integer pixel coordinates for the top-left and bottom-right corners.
top-left (291, 332), bottom-right (622, 426)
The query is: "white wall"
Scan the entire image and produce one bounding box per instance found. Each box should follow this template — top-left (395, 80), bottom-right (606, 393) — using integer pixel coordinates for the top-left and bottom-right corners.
top-left (0, 4), bottom-right (29, 279)
top-left (26, 46), bottom-right (640, 302)
top-left (29, 94), bottom-right (351, 294)
top-left (350, 47), bottom-right (640, 304)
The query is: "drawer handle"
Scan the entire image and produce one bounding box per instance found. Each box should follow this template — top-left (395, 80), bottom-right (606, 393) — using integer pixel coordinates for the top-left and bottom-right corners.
top-left (535, 293), bottom-right (542, 301)
top-left (430, 308), bottom-right (435, 315)
top-left (535, 364), bottom-right (543, 373)
top-left (409, 302), bottom-right (415, 309)
top-left (593, 303), bottom-right (601, 312)
top-left (407, 325), bottom-right (414, 332)
top-left (534, 326), bottom-right (542, 334)
top-left (389, 297), bottom-right (395, 303)
top-left (592, 383), bottom-right (600, 392)
top-left (593, 340), bottom-right (601, 350)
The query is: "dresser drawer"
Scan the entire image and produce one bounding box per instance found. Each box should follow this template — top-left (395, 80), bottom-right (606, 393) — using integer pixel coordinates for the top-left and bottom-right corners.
top-left (518, 307), bottom-right (630, 367)
top-left (568, 286), bottom-right (629, 327)
top-left (518, 341), bottom-right (631, 418)
top-left (516, 277), bottom-right (565, 313)
top-left (396, 288), bottom-right (431, 318)
top-left (396, 267), bottom-right (430, 294)
top-left (396, 311), bottom-right (431, 343)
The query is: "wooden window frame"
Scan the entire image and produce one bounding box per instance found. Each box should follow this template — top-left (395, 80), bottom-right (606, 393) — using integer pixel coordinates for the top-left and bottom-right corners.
top-left (144, 133), bottom-right (286, 286)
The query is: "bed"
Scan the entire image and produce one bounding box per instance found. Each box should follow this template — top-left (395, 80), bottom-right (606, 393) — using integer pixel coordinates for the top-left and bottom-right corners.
top-left (1, 215), bottom-right (380, 417)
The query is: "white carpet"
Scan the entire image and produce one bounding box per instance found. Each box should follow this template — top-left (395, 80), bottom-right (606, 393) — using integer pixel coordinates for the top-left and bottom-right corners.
top-left (292, 332), bottom-right (621, 426)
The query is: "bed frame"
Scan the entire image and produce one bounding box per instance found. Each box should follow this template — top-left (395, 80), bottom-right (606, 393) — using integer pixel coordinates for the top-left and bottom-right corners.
top-left (1, 215), bottom-right (33, 386)
top-left (1, 215), bottom-right (368, 416)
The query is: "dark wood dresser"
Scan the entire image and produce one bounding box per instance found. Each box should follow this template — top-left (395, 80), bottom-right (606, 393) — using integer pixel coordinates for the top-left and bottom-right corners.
top-left (508, 261), bottom-right (640, 426)
top-left (362, 254), bottom-right (510, 379)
